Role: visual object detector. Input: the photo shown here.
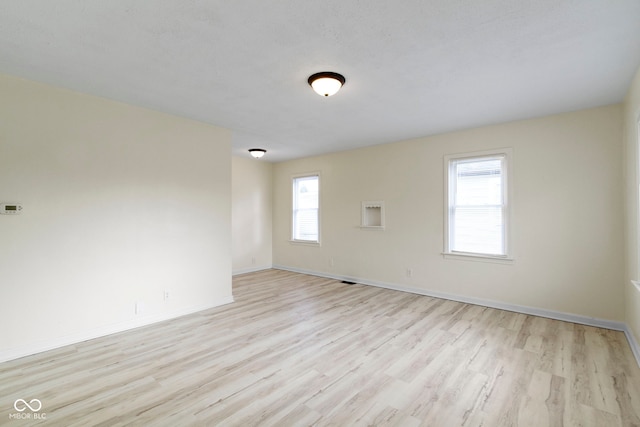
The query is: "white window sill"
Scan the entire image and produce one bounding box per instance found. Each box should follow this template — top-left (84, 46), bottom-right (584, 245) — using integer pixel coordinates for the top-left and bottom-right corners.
top-left (442, 252), bottom-right (514, 264)
top-left (289, 240), bottom-right (321, 247)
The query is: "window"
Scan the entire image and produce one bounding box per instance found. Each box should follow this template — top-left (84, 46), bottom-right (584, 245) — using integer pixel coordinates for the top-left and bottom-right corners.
top-left (445, 150), bottom-right (512, 259)
top-left (292, 175), bottom-right (319, 243)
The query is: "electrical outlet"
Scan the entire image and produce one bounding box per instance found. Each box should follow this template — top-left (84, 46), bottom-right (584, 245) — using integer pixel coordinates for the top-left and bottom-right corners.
top-left (135, 301), bottom-right (146, 315)
top-left (330, 257), bottom-right (335, 267)
top-left (251, 257), bottom-right (256, 265)
top-left (164, 290), bottom-right (170, 301)
top-left (406, 268), bottom-right (413, 278)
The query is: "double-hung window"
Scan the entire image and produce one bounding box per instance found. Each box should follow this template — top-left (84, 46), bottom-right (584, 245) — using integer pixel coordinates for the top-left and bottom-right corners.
top-left (292, 174), bottom-right (320, 243)
top-left (445, 149), bottom-right (512, 260)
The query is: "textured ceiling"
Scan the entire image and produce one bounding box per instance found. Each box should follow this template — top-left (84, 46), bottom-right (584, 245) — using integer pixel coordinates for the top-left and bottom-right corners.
top-left (1, 1), bottom-right (639, 162)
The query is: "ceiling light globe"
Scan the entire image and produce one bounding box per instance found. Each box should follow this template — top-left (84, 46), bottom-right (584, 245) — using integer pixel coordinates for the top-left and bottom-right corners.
top-left (308, 72), bottom-right (345, 97)
top-left (311, 77), bottom-right (342, 97)
top-left (248, 148), bottom-right (266, 159)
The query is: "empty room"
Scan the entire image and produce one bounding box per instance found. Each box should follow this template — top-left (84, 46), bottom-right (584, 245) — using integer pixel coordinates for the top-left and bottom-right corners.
top-left (2, 1), bottom-right (640, 426)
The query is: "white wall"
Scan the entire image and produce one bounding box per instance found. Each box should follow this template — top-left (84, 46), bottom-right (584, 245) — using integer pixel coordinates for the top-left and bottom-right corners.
top-left (232, 156), bottom-right (272, 274)
top-left (273, 105), bottom-right (624, 322)
top-left (0, 75), bottom-right (232, 362)
top-left (624, 65), bottom-right (640, 347)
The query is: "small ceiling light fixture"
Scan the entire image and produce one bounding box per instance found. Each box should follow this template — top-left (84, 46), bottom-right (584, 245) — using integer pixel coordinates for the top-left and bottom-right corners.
top-left (248, 148), bottom-right (267, 159)
top-left (308, 72), bottom-right (345, 97)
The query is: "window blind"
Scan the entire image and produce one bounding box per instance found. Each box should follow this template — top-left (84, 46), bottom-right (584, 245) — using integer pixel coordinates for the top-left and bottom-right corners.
top-left (293, 175), bottom-right (319, 242)
top-left (449, 156), bottom-right (506, 256)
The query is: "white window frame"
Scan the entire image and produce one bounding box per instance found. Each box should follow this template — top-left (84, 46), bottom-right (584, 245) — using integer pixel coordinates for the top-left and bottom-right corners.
top-left (291, 173), bottom-right (321, 245)
top-left (444, 148), bottom-right (513, 262)
top-left (636, 115), bottom-right (640, 278)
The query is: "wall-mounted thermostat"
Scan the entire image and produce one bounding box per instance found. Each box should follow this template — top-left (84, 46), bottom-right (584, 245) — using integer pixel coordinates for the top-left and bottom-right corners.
top-left (1, 203), bottom-right (23, 214)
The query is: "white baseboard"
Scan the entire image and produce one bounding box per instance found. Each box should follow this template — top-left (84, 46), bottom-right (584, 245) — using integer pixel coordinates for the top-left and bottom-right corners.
top-left (624, 326), bottom-right (640, 366)
top-left (0, 296), bottom-right (234, 364)
top-left (232, 265), bottom-right (273, 276)
top-left (273, 265), bottom-right (640, 368)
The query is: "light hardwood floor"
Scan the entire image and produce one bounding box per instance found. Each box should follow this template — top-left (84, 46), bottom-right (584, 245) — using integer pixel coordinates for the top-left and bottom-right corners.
top-left (1, 269), bottom-right (640, 426)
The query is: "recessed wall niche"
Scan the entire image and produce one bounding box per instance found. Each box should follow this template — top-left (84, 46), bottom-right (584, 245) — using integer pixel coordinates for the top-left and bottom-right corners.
top-left (361, 201), bottom-right (385, 229)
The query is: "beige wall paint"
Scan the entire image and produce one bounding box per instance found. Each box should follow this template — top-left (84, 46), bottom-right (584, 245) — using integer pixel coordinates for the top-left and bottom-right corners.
top-left (0, 75), bottom-right (232, 361)
top-left (232, 156), bottom-right (273, 274)
top-left (624, 66), bottom-right (640, 346)
top-left (274, 105), bottom-right (624, 322)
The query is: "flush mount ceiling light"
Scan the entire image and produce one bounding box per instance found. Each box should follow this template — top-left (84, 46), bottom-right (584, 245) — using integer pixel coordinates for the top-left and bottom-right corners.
top-left (308, 72), bottom-right (345, 97)
top-left (248, 148), bottom-right (267, 159)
